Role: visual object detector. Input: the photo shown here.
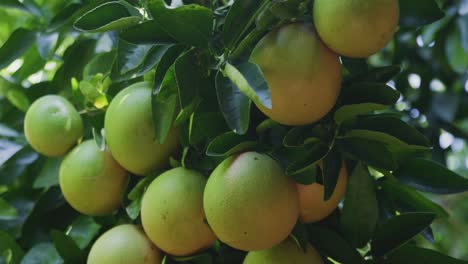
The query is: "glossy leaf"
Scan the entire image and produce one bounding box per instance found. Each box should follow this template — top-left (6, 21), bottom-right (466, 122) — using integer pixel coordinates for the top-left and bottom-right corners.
top-left (0, 28), bottom-right (36, 69)
top-left (0, 198), bottom-right (18, 220)
top-left (0, 140), bottom-right (23, 167)
top-left (334, 103), bottom-right (388, 124)
top-left (387, 244), bottom-right (468, 264)
top-left (340, 82), bottom-right (400, 106)
top-left (206, 132), bottom-right (257, 157)
top-left (371, 212), bottom-right (436, 256)
top-left (399, 0), bottom-right (445, 28)
top-left (322, 147), bottom-right (341, 201)
top-left (68, 216), bottom-right (101, 250)
top-left (0, 231), bottom-right (24, 263)
top-left (33, 157), bottom-right (62, 189)
top-left (120, 20), bottom-right (176, 45)
top-left (341, 163), bottom-right (379, 248)
top-left (338, 137), bottom-right (397, 170)
top-left (394, 158), bottom-right (468, 194)
top-left (20, 243), bottom-right (62, 264)
top-left (51, 230), bottom-right (84, 263)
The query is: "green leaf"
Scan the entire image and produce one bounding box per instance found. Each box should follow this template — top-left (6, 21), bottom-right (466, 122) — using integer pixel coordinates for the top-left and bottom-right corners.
top-left (341, 82), bottom-right (401, 106)
top-left (285, 143), bottom-right (329, 179)
top-left (387, 244), bottom-right (468, 264)
top-left (33, 157), bottom-right (62, 189)
top-left (206, 132), bottom-right (257, 157)
top-left (50, 230), bottom-right (84, 263)
top-left (153, 66), bottom-right (179, 144)
top-left (6, 88), bottom-right (30, 112)
top-left (445, 23), bottom-right (468, 74)
top-left (334, 103), bottom-right (388, 124)
top-left (36, 32), bottom-right (59, 60)
top-left (92, 127), bottom-right (106, 151)
top-left (0, 124), bottom-right (20, 138)
top-left (174, 49), bottom-right (206, 108)
top-left (128, 172), bottom-right (159, 201)
top-left (223, 0), bottom-right (266, 49)
top-left (20, 243), bottom-right (62, 264)
top-left (173, 252), bottom-right (213, 264)
top-left (341, 163), bottom-right (378, 248)
top-left (68, 216), bottom-right (101, 250)
top-left (342, 57), bottom-right (368, 75)
top-left (0, 198), bottom-right (18, 220)
top-left (394, 158), bottom-right (468, 194)
top-left (337, 137), bottom-right (397, 170)
top-left (290, 221), bottom-right (309, 252)
top-left (307, 225), bottom-right (364, 264)
top-left (74, 1), bottom-right (141, 33)
top-left (215, 71), bottom-right (251, 135)
top-left (347, 65), bottom-right (402, 83)
top-left (126, 196), bottom-right (142, 220)
top-left (353, 115), bottom-right (430, 147)
top-left (371, 212), bottom-right (436, 256)
top-left (0, 231), bottom-right (24, 263)
top-left (148, 0), bottom-right (213, 48)
top-left (399, 0), bottom-right (444, 28)
top-left (381, 180), bottom-right (449, 218)
top-left (116, 40), bottom-right (153, 74)
top-left (120, 20), bottom-right (176, 45)
top-left (188, 111), bottom-right (229, 145)
top-left (0, 28), bottom-right (36, 69)
top-left (83, 51), bottom-right (116, 79)
top-left (282, 125), bottom-right (328, 148)
top-left (0, 140), bottom-right (23, 167)
top-left (322, 147), bottom-right (341, 201)
top-left (224, 62), bottom-right (271, 109)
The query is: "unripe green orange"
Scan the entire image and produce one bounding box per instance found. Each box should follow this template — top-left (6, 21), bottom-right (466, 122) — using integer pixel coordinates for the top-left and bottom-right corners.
top-left (87, 224), bottom-right (161, 264)
top-left (313, 0), bottom-right (399, 58)
top-left (204, 152), bottom-right (299, 251)
top-left (243, 238), bottom-right (322, 264)
top-left (59, 140), bottom-right (128, 216)
top-left (104, 82), bottom-right (179, 175)
top-left (141, 167), bottom-right (216, 256)
top-left (250, 23), bottom-right (341, 125)
top-left (297, 164), bottom-right (348, 223)
top-left (24, 95), bottom-right (83, 157)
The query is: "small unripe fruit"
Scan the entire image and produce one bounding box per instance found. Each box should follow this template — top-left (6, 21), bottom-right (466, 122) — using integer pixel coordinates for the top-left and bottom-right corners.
top-left (87, 225), bottom-right (161, 264)
top-left (59, 140), bottom-right (128, 216)
top-left (24, 95), bottom-right (83, 157)
top-left (204, 152), bottom-right (299, 251)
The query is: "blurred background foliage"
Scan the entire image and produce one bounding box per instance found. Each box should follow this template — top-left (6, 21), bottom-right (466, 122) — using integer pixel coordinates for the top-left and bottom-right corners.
top-left (0, 0), bottom-right (467, 263)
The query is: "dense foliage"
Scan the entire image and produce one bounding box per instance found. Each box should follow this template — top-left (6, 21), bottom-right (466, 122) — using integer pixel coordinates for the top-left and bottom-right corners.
top-left (0, 0), bottom-right (468, 263)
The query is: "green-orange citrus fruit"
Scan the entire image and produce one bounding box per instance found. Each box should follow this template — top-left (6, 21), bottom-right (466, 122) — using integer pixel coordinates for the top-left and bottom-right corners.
top-left (250, 23), bottom-right (341, 125)
top-left (104, 82), bottom-right (179, 175)
top-left (204, 152), bottom-right (299, 251)
top-left (243, 238), bottom-right (322, 264)
top-left (314, 0), bottom-right (399, 58)
top-left (87, 224), bottom-right (161, 264)
top-left (59, 140), bottom-right (128, 216)
top-left (24, 95), bottom-right (83, 157)
top-left (141, 167), bottom-right (216, 256)
top-left (297, 163), bottom-right (347, 223)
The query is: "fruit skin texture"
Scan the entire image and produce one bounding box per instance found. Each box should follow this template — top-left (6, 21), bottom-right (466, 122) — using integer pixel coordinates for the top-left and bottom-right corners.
top-left (204, 152), bottom-right (299, 251)
top-left (59, 140), bottom-right (128, 216)
top-left (24, 95), bottom-right (83, 157)
top-left (87, 224), bottom-right (161, 264)
top-left (141, 167), bottom-right (216, 256)
top-left (104, 82), bottom-right (179, 175)
top-left (243, 238), bottom-right (322, 264)
top-left (313, 0), bottom-right (399, 58)
top-left (297, 164), bottom-right (348, 223)
top-left (250, 23), bottom-right (341, 126)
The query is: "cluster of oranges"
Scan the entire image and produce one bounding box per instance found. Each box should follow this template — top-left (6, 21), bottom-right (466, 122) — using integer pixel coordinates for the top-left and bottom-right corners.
top-left (23, 0), bottom-right (399, 263)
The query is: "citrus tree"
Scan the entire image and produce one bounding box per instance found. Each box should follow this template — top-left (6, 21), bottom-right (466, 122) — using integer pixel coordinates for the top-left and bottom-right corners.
top-left (1, 0), bottom-right (468, 263)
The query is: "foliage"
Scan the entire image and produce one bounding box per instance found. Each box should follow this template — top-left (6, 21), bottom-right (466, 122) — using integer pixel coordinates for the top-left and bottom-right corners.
top-left (0, 0), bottom-right (467, 263)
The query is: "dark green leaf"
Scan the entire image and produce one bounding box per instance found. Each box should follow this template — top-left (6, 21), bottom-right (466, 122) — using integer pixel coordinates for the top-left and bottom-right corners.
top-left (338, 137), bottom-right (397, 170)
top-left (0, 231), bottom-right (24, 263)
top-left (224, 62), bottom-right (271, 109)
top-left (148, 0), bottom-right (213, 48)
top-left (0, 124), bottom-right (19, 138)
top-left (285, 143), bottom-right (329, 178)
top-left (188, 111), bottom-right (229, 145)
top-left (152, 66), bottom-right (178, 144)
top-left (399, 0), bottom-right (445, 27)
top-left (353, 115), bottom-right (430, 147)
top-left (341, 163), bottom-right (378, 248)
top-left (74, 1), bottom-right (141, 32)
top-left (33, 157), bottom-right (62, 189)
top-left (394, 158), bottom-right (468, 194)
top-left (20, 243), bottom-right (62, 264)
top-left (348, 65), bottom-right (402, 83)
top-left (290, 221), bottom-right (309, 252)
top-left (371, 212), bottom-right (436, 256)
top-left (120, 20), bottom-right (176, 45)
top-left (116, 40), bottom-right (153, 74)
top-left (381, 180), bottom-right (449, 218)
top-left (0, 28), bottom-right (36, 69)
top-left (126, 197), bottom-right (142, 220)
top-left (445, 23), bottom-right (468, 74)
top-left (334, 103), bottom-right (388, 124)
top-left (341, 82), bottom-right (401, 106)
top-left (215, 71), bottom-right (251, 135)
top-left (0, 198), bottom-right (18, 220)
top-left (0, 140), bottom-right (23, 167)
top-left (83, 51), bottom-right (116, 79)
top-left (206, 132), bottom-right (257, 157)
top-left (322, 147), bottom-right (341, 201)
top-left (223, 0), bottom-right (265, 49)
top-left (307, 225), bottom-right (364, 264)
top-left (68, 216), bottom-right (101, 250)
top-left (174, 49), bottom-right (205, 108)
top-left (36, 32), bottom-right (59, 60)
top-left (342, 57), bottom-right (368, 75)
top-left (51, 230), bottom-right (84, 263)
top-left (387, 244), bottom-right (468, 264)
